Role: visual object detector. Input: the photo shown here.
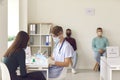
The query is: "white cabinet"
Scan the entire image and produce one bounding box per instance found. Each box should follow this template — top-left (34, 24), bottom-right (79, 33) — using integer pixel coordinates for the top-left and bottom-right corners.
top-left (28, 23), bottom-right (53, 56)
top-left (100, 57), bottom-right (107, 80)
top-left (100, 57), bottom-right (120, 80)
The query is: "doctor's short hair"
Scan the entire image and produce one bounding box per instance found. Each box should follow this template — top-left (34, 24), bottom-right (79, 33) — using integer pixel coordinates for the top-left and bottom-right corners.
top-left (51, 26), bottom-right (63, 36)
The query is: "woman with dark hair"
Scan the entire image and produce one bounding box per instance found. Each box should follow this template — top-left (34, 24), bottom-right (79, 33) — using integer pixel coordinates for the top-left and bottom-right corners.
top-left (3, 31), bottom-right (46, 80)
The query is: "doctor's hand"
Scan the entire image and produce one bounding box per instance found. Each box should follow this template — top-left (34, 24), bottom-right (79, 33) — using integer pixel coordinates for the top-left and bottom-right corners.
top-left (48, 57), bottom-right (55, 65)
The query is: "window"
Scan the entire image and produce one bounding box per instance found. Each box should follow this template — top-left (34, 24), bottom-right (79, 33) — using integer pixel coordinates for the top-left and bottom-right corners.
top-left (8, 0), bottom-right (19, 47)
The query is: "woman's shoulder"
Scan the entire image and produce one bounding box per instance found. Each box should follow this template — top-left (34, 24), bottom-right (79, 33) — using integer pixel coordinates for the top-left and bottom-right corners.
top-left (15, 49), bottom-right (25, 56)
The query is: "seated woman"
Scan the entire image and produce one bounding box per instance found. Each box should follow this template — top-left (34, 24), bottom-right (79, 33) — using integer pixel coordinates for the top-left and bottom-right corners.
top-left (48, 26), bottom-right (74, 78)
top-left (3, 31), bottom-right (46, 80)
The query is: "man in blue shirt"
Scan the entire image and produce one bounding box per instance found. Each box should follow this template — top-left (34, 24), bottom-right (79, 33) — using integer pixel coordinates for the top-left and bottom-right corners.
top-left (92, 27), bottom-right (109, 65)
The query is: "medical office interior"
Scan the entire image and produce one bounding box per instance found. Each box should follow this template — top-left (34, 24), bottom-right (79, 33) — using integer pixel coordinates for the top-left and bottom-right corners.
top-left (1, 0), bottom-right (120, 80)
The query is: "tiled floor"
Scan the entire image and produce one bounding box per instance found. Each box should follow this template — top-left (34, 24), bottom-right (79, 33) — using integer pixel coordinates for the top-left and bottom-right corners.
top-left (66, 69), bottom-right (100, 80)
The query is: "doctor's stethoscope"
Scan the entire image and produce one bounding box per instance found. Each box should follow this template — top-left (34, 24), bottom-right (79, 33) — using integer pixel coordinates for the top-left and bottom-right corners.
top-left (55, 39), bottom-right (65, 54)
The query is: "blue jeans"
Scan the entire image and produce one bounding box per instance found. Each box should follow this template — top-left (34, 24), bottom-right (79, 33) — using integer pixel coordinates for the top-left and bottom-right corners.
top-left (42, 65), bottom-right (63, 79)
top-left (72, 51), bottom-right (78, 69)
top-left (94, 51), bottom-right (106, 64)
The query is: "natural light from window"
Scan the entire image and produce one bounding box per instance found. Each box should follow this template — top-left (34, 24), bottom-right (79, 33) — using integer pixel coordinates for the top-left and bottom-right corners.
top-left (8, 0), bottom-right (19, 47)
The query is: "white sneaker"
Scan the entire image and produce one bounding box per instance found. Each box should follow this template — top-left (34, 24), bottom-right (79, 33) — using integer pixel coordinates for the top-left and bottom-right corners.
top-left (72, 69), bottom-right (77, 74)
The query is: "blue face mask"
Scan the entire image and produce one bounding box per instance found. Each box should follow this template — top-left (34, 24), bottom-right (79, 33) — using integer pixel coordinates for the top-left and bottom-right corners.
top-left (53, 37), bottom-right (60, 44)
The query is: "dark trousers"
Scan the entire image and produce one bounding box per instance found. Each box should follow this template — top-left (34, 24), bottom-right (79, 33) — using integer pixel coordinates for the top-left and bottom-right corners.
top-left (11, 71), bottom-right (46, 80)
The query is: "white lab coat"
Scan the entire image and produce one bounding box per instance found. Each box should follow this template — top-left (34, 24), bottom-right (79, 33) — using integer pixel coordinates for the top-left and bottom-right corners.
top-left (49, 40), bottom-right (74, 78)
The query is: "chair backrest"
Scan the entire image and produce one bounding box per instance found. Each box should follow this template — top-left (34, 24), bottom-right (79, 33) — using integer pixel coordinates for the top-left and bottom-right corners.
top-left (49, 67), bottom-right (68, 80)
top-left (0, 62), bottom-right (11, 80)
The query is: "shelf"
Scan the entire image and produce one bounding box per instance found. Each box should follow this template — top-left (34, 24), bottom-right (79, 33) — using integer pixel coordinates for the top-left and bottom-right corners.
top-left (28, 23), bottom-right (53, 55)
top-left (29, 23), bottom-right (52, 25)
top-left (30, 45), bottom-right (41, 47)
top-left (40, 34), bottom-right (52, 36)
top-left (30, 45), bottom-right (52, 47)
top-left (29, 34), bottom-right (41, 36)
top-left (41, 45), bottom-right (52, 47)
top-left (29, 34), bottom-right (52, 36)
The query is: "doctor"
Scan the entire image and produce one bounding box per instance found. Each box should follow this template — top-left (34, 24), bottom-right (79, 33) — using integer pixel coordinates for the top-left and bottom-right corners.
top-left (48, 26), bottom-right (74, 78)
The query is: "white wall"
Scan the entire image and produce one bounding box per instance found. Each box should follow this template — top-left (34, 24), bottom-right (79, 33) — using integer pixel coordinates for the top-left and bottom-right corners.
top-left (28, 0), bottom-right (120, 69)
top-left (0, 0), bottom-right (8, 59)
top-left (19, 0), bottom-right (28, 32)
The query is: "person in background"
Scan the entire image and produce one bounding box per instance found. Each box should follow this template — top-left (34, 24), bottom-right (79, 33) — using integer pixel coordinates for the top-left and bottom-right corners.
top-left (65, 29), bottom-right (77, 74)
top-left (48, 26), bottom-right (74, 78)
top-left (92, 27), bottom-right (109, 69)
top-left (3, 31), bottom-right (46, 80)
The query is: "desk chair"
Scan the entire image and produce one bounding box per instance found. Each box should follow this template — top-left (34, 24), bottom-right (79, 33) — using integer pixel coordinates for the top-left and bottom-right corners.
top-left (49, 67), bottom-right (68, 80)
top-left (0, 62), bottom-right (11, 80)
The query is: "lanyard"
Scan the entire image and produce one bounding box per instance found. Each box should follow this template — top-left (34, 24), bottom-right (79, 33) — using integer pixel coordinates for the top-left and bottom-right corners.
top-left (58, 39), bottom-right (65, 54)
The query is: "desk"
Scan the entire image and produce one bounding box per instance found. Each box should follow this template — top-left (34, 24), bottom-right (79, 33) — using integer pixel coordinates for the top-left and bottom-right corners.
top-left (100, 57), bottom-right (120, 80)
top-left (26, 63), bottom-right (48, 80)
top-left (26, 56), bottom-right (48, 80)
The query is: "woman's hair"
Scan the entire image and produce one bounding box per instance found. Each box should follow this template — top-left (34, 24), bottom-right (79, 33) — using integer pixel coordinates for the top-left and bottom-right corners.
top-left (4, 31), bottom-right (29, 57)
top-left (51, 26), bottom-right (63, 36)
